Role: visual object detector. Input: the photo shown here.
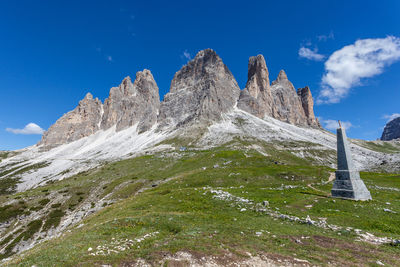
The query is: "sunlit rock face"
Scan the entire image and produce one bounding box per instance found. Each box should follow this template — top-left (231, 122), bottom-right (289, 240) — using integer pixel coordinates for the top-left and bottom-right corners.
top-left (39, 93), bottom-right (103, 148)
top-left (39, 49), bottom-right (323, 149)
top-left (158, 49), bottom-right (240, 128)
top-left (238, 55), bottom-right (320, 127)
top-left (40, 70), bottom-right (160, 148)
top-left (101, 70), bottom-right (160, 132)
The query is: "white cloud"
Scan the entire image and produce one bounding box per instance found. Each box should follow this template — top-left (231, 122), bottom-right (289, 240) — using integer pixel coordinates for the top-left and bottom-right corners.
top-left (383, 113), bottom-right (400, 122)
top-left (6, 123), bottom-right (45, 135)
top-left (181, 50), bottom-right (191, 61)
top-left (317, 32), bottom-right (334, 42)
top-left (298, 47), bottom-right (325, 61)
top-left (318, 36), bottom-right (400, 104)
top-left (321, 119), bottom-right (352, 131)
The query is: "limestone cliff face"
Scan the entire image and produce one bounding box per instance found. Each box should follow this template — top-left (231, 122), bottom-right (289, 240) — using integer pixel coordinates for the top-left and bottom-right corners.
top-left (297, 86), bottom-right (320, 127)
top-left (237, 55), bottom-right (273, 118)
top-left (40, 70), bottom-right (160, 148)
top-left (381, 117), bottom-right (400, 141)
top-left (238, 55), bottom-right (320, 127)
top-left (38, 93), bottom-right (103, 148)
top-left (158, 49), bottom-right (240, 128)
top-left (270, 70), bottom-right (309, 125)
top-left (101, 70), bottom-right (160, 132)
top-left (39, 49), bottom-right (322, 149)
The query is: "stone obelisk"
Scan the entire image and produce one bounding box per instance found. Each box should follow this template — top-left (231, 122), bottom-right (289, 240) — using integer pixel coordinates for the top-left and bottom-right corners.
top-left (331, 121), bottom-right (372, 200)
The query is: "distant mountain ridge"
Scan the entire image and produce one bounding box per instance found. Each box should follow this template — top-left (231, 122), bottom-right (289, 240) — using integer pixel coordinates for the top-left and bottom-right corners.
top-left (381, 117), bottom-right (400, 141)
top-left (39, 49), bottom-right (320, 148)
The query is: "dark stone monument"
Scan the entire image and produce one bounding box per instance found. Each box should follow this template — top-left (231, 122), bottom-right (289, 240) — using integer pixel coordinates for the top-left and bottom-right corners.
top-left (331, 121), bottom-right (372, 200)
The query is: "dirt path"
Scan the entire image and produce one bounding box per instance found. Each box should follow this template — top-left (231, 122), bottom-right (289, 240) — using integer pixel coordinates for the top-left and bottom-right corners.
top-left (307, 172), bottom-right (335, 196)
top-left (327, 172), bottom-right (335, 183)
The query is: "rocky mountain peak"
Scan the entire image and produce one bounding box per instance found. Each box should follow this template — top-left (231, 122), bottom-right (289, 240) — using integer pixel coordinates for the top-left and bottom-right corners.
top-left (84, 92), bottom-right (94, 100)
top-left (39, 49), bottom-right (323, 149)
top-left (381, 117), bottom-right (400, 141)
top-left (276, 69), bottom-right (288, 80)
top-left (297, 86), bottom-right (320, 127)
top-left (271, 69), bottom-right (295, 91)
top-left (238, 56), bottom-right (320, 128)
top-left (101, 70), bottom-right (160, 132)
top-left (40, 69), bottom-right (160, 149)
top-left (38, 92), bottom-right (103, 148)
top-left (246, 55), bottom-right (270, 97)
top-left (237, 55), bottom-right (273, 118)
top-left (158, 49), bottom-right (240, 128)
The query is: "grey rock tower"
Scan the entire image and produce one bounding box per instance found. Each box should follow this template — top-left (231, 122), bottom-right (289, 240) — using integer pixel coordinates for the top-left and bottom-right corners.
top-left (331, 122), bottom-right (372, 200)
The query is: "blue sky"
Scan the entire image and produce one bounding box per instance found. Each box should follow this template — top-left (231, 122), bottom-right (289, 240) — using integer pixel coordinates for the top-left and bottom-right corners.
top-left (1, 0), bottom-right (400, 150)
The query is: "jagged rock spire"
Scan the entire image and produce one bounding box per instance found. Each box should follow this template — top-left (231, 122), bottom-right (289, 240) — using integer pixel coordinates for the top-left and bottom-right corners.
top-left (158, 49), bottom-right (240, 128)
top-left (238, 55), bottom-right (273, 118)
top-left (297, 86), bottom-right (320, 127)
top-left (101, 69), bottom-right (160, 132)
top-left (331, 124), bottom-right (372, 200)
top-left (246, 55), bottom-right (271, 98)
top-left (40, 69), bottom-right (160, 148)
top-left (39, 49), bottom-right (323, 149)
top-left (239, 56), bottom-right (320, 127)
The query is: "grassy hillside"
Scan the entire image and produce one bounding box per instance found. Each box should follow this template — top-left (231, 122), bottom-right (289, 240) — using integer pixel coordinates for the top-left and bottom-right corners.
top-left (1, 139), bottom-right (399, 266)
top-left (354, 140), bottom-right (400, 154)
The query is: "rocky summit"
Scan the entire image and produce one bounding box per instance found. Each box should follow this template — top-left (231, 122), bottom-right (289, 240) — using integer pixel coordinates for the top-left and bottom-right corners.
top-left (38, 93), bottom-right (103, 148)
top-left (238, 55), bottom-right (319, 127)
top-left (158, 49), bottom-right (240, 128)
top-left (40, 49), bottom-right (321, 148)
top-left (40, 70), bottom-right (160, 148)
top-left (381, 117), bottom-right (400, 141)
top-left (101, 70), bottom-right (160, 132)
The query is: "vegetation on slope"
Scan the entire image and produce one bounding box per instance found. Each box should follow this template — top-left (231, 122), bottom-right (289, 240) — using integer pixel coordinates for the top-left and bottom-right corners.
top-left (0, 139), bottom-right (399, 266)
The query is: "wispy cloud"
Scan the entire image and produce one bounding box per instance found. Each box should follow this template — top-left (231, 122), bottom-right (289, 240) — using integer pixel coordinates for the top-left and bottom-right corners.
top-left (181, 50), bottom-right (192, 61)
top-left (321, 119), bottom-right (352, 131)
top-left (317, 31), bottom-right (334, 42)
top-left (95, 46), bottom-right (114, 63)
top-left (298, 47), bottom-right (325, 61)
top-left (383, 113), bottom-right (400, 122)
top-left (6, 123), bottom-right (45, 135)
top-left (318, 36), bottom-right (400, 104)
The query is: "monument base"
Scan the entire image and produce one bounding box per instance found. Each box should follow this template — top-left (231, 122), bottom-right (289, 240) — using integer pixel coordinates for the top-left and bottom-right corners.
top-left (331, 170), bottom-right (372, 201)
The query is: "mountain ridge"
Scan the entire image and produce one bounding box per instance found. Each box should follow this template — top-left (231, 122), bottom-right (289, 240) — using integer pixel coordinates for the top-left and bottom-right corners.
top-left (39, 49), bottom-right (321, 149)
